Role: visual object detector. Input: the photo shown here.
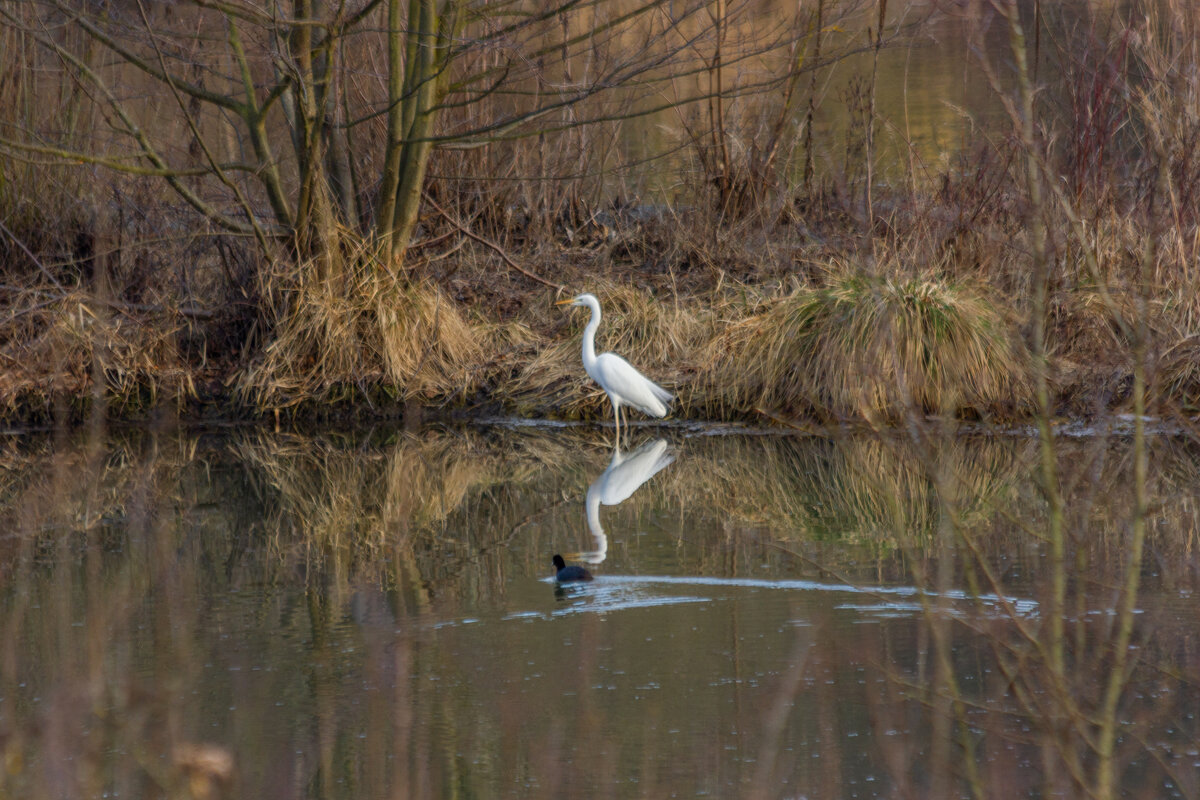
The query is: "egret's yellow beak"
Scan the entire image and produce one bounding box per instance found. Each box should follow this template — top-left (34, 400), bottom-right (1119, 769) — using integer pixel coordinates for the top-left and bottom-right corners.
top-left (555, 297), bottom-right (574, 306)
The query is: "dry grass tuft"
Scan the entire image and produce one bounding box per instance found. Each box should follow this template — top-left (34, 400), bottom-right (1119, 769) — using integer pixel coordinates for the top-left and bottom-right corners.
top-left (703, 269), bottom-right (1032, 421)
top-left (1153, 334), bottom-right (1200, 412)
top-left (376, 279), bottom-right (482, 396)
top-left (0, 289), bottom-right (194, 416)
top-left (240, 253), bottom-right (482, 410)
top-left (1047, 285), bottom-right (1187, 414)
top-left (232, 430), bottom-right (504, 554)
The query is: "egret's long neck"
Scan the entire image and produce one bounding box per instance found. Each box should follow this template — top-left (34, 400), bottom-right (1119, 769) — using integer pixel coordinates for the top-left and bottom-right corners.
top-left (585, 485), bottom-right (603, 536)
top-left (581, 300), bottom-right (601, 371)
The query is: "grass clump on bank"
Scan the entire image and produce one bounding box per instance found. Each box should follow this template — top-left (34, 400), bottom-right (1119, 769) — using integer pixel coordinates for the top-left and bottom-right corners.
top-left (705, 271), bottom-right (1032, 422)
top-left (239, 256), bottom-right (482, 413)
top-left (0, 290), bottom-right (197, 419)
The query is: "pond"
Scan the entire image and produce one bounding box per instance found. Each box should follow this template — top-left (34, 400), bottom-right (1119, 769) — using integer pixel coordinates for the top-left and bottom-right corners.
top-left (0, 420), bottom-right (1197, 798)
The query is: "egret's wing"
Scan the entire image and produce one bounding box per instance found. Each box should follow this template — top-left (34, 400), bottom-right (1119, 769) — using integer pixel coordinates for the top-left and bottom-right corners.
top-left (593, 439), bottom-right (674, 505)
top-left (593, 353), bottom-right (672, 417)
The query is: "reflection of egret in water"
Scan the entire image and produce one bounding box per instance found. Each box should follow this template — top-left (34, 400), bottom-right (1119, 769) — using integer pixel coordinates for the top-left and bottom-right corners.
top-left (570, 438), bottom-right (676, 565)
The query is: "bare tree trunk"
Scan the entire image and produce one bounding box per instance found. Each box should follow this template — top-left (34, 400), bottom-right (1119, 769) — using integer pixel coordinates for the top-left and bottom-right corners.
top-left (375, 0), bottom-right (452, 268)
top-left (864, 0), bottom-right (887, 229)
top-left (388, 0), bottom-right (440, 265)
top-left (802, 0), bottom-right (825, 195)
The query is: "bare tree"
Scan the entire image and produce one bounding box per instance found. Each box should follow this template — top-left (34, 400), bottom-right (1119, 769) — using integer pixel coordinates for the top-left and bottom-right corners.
top-left (0, 0), bottom-right (813, 272)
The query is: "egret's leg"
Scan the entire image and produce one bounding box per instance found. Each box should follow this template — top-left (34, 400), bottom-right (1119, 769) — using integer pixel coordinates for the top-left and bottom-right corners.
top-left (612, 400), bottom-right (621, 447)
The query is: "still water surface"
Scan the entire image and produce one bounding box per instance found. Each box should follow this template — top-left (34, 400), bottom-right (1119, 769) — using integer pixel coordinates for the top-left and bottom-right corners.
top-left (1, 422), bottom-right (1198, 798)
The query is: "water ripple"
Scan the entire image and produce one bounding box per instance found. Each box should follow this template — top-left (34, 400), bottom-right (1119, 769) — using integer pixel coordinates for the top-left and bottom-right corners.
top-left (535, 574), bottom-right (1039, 617)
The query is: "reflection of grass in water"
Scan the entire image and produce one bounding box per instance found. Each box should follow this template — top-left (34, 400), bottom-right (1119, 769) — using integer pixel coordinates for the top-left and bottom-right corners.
top-left (0, 426), bottom-right (1194, 583)
top-left (228, 427), bottom-right (612, 596)
top-left (0, 424), bottom-right (1195, 597)
top-left (666, 433), bottom-right (1025, 547)
top-left (233, 430), bottom-right (495, 540)
top-left (211, 426), bottom-right (1200, 588)
top-left (0, 431), bottom-right (200, 576)
top-left (231, 429), bottom-right (509, 609)
top-left (1055, 435), bottom-right (1200, 582)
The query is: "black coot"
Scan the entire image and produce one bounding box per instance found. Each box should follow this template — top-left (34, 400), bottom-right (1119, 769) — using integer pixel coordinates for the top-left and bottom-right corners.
top-left (552, 554), bottom-right (593, 582)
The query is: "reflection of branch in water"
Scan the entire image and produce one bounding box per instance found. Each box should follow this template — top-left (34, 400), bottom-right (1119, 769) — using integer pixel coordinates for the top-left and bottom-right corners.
top-left (748, 631), bottom-right (814, 800)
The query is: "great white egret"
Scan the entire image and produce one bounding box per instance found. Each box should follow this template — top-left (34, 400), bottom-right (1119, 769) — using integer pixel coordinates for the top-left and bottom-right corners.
top-left (555, 293), bottom-right (672, 442)
top-left (551, 554), bottom-right (593, 582)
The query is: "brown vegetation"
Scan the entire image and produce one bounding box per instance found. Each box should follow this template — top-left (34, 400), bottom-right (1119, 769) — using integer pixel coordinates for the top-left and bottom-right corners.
top-left (0, 1), bottom-right (1198, 425)
top-left (702, 269), bottom-right (1032, 420)
top-left (2, 5), bottom-right (1197, 797)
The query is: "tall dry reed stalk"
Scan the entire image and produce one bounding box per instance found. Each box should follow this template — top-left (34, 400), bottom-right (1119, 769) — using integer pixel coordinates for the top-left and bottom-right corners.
top-left (894, 3), bottom-right (1167, 796)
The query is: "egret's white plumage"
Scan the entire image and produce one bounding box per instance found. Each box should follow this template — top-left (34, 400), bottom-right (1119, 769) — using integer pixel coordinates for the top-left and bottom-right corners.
top-left (556, 293), bottom-right (672, 442)
top-left (585, 438), bottom-right (675, 544)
